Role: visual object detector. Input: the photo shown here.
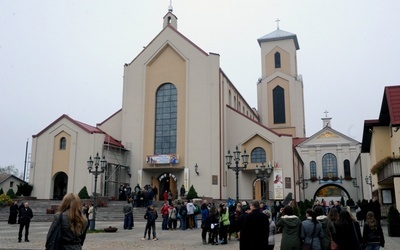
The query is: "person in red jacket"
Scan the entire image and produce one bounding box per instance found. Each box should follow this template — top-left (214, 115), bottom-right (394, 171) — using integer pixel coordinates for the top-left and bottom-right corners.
top-left (160, 201), bottom-right (170, 230)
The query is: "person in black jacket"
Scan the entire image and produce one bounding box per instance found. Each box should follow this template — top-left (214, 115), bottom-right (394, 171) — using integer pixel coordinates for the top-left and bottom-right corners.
top-left (8, 201), bottom-right (19, 224)
top-left (18, 202), bottom-right (33, 243)
top-left (239, 200), bottom-right (270, 250)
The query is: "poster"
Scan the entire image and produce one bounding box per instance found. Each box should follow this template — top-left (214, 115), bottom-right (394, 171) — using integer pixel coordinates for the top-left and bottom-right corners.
top-left (273, 169), bottom-right (283, 199)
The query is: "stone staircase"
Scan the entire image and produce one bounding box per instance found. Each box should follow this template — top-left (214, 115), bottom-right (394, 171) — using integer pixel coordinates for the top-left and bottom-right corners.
top-left (0, 199), bottom-right (165, 223)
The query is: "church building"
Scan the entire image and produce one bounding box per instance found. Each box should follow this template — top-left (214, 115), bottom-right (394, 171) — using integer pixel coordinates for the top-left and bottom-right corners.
top-left (30, 8), bottom-right (310, 202)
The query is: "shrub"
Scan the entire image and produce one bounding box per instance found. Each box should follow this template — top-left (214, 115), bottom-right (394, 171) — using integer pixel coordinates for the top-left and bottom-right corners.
top-left (0, 193), bottom-right (13, 206)
top-left (78, 186), bottom-right (90, 199)
top-left (6, 189), bottom-right (17, 199)
top-left (0, 188), bottom-right (3, 195)
top-left (16, 183), bottom-right (33, 196)
top-left (186, 185), bottom-right (198, 200)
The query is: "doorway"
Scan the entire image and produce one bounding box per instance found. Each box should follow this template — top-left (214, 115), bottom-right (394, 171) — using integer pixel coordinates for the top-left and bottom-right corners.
top-left (53, 172), bottom-right (68, 200)
top-left (157, 172), bottom-right (177, 201)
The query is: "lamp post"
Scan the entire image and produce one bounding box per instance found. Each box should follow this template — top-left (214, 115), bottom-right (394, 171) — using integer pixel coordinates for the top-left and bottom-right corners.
top-left (87, 152), bottom-right (107, 230)
top-left (255, 162), bottom-right (273, 201)
top-left (225, 146), bottom-right (249, 204)
top-left (365, 174), bottom-right (373, 196)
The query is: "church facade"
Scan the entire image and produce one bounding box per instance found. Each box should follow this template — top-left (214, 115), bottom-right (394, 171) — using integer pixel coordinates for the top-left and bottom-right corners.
top-left (29, 9), bottom-right (362, 204)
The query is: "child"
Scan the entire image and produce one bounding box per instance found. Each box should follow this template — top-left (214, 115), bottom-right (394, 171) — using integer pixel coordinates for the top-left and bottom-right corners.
top-left (208, 206), bottom-right (219, 245)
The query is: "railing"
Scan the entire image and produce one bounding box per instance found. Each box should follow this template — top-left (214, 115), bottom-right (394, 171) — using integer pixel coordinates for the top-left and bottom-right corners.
top-left (378, 161), bottom-right (400, 182)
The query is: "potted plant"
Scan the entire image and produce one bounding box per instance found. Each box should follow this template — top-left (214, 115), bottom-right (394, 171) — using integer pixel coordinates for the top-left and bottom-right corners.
top-left (387, 206), bottom-right (400, 237)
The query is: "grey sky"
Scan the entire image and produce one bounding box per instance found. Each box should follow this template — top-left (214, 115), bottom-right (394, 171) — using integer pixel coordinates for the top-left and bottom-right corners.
top-left (1, 1), bottom-right (399, 174)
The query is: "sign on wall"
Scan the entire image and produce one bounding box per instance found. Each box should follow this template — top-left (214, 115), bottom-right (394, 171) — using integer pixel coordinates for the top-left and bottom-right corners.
top-left (146, 154), bottom-right (179, 164)
top-left (273, 168), bottom-right (283, 200)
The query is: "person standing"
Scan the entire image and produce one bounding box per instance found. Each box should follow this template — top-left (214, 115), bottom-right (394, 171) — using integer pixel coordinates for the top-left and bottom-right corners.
top-left (239, 200), bottom-right (269, 249)
top-left (276, 205), bottom-right (302, 250)
top-left (88, 203), bottom-right (94, 230)
top-left (160, 201), bottom-right (170, 230)
top-left (152, 185), bottom-right (158, 201)
top-left (168, 204), bottom-right (178, 230)
top-left (82, 203), bottom-right (89, 221)
top-left (180, 185), bottom-right (186, 199)
top-left (46, 193), bottom-right (88, 249)
top-left (200, 202), bottom-right (210, 244)
top-left (186, 199), bottom-right (195, 229)
top-left (179, 202), bottom-right (188, 230)
top-left (18, 202), bottom-right (33, 243)
top-left (301, 209), bottom-right (323, 250)
top-left (314, 206), bottom-right (335, 250)
top-left (218, 203), bottom-right (230, 245)
top-left (8, 201), bottom-right (19, 224)
top-left (142, 205), bottom-right (158, 241)
top-left (263, 210), bottom-right (276, 250)
top-left (362, 211), bottom-right (385, 249)
top-left (335, 210), bottom-right (362, 250)
top-left (123, 199), bottom-right (134, 230)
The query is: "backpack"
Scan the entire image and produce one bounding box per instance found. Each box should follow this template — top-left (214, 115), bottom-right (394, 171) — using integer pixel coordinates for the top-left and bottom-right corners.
top-left (170, 208), bottom-right (177, 220)
top-left (194, 204), bottom-right (200, 215)
top-left (180, 206), bottom-right (187, 216)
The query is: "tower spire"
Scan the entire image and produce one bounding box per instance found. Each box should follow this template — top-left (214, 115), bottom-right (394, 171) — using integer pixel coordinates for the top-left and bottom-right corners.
top-left (168, 0), bottom-right (173, 12)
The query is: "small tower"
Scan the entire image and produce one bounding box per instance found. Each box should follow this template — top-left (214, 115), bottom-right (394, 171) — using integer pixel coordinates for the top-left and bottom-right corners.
top-left (256, 21), bottom-right (305, 137)
top-left (163, 0), bottom-right (178, 29)
top-left (322, 110), bottom-right (332, 128)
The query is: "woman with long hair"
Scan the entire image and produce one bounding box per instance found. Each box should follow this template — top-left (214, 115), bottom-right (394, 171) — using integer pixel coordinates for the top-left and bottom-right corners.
top-left (301, 209), bottom-right (323, 250)
top-left (46, 193), bottom-right (88, 249)
top-left (335, 210), bottom-right (362, 250)
top-left (362, 211), bottom-right (385, 249)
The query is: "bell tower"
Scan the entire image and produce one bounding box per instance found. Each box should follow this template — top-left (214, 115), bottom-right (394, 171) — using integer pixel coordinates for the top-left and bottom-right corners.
top-left (256, 22), bottom-right (305, 137)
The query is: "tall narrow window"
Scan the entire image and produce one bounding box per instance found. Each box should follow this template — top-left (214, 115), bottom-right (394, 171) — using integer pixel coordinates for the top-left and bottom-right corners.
top-left (59, 137), bottom-right (66, 150)
top-left (274, 52), bottom-right (281, 68)
top-left (273, 86), bottom-right (285, 124)
top-left (344, 160), bottom-right (351, 178)
top-left (155, 83), bottom-right (177, 154)
top-left (251, 147), bottom-right (266, 163)
top-left (322, 153), bottom-right (338, 178)
top-left (310, 161), bottom-right (317, 178)
top-left (228, 90), bottom-right (232, 106)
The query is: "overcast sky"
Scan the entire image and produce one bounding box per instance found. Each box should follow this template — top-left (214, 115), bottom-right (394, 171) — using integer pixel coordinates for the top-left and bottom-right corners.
top-left (1, 1), bottom-right (399, 175)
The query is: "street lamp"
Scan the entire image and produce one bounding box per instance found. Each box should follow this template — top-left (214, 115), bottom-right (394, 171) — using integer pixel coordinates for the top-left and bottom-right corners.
top-left (365, 174), bottom-right (373, 195)
top-left (87, 152), bottom-right (107, 230)
top-left (254, 162), bottom-right (273, 201)
top-left (225, 146), bottom-right (249, 204)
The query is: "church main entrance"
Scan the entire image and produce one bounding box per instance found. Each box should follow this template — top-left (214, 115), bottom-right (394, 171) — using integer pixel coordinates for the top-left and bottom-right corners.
top-left (53, 172), bottom-right (68, 200)
top-left (253, 178), bottom-right (269, 200)
top-left (154, 172), bottom-right (177, 201)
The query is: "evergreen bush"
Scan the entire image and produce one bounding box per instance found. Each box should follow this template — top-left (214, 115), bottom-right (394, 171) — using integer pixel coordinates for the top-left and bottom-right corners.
top-left (0, 187), bottom-right (3, 195)
top-left (16, 183), bottom-right (33, 196)
top-left (78, 186), bottom-right (90, 199)
top-left (186, 185), bottom-right (198, 200)
top-left (6, 189), bottom-right (17, 199)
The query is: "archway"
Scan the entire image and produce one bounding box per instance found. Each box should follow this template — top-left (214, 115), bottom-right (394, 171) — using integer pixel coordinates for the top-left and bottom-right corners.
top-left (253, 178), bottom-right (268, 200)
top-left (157, 172), bottom-right (177, 201)
top-left (313, 184), bottom-right (351, 205)
top-left (53, 172), bottom-right (68, 200)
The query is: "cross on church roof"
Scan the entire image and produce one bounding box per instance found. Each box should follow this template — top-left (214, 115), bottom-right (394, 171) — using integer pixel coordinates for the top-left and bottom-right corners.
top-left (324, 110), bottom-right (329, 118)
top-left (276, 18), bottom-right (280, 30)
top-left (168, 0), bottom-right (173, 12)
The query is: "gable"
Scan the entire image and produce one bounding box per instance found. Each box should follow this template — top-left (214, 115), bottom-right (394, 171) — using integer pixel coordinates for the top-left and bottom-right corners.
top-left (299, 127), bottom-right (360, 147)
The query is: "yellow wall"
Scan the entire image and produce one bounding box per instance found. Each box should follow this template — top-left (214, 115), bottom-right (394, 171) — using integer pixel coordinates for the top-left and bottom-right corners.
top-left (267, 77), bottom-right (291, 129)
top-left (143, 45), bottom-right (186, 168)
top-left (52, 131), bottom-right (71, 175)
top-left (265, 46), bottom-right (291, 77)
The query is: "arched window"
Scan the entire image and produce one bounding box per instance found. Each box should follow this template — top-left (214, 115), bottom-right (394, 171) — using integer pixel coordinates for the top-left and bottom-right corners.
top-left (154, 83), bottom-right (177, 154)
top-left (59, 137), bottom-right (66, 150)
top-left (310, 161), bottom-right (317, 178)
top-left (234, 96), bottom-right (237, 109)
top-left (274, 52), bottom-right (281, 68)
top-left (228, 90), bottom-right (231, 106)
top-left (322, 153), bottom-right (338, 178)
top-left (251, 147), bottom-right (266, 163)
top-left (344, 159), bottom-right (351, 178)
top-left (273, 86), bottom-right (285, 124)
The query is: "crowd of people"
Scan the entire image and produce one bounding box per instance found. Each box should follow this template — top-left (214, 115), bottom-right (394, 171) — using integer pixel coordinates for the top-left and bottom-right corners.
top-left (7, 190), bottom-right (387, 249)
